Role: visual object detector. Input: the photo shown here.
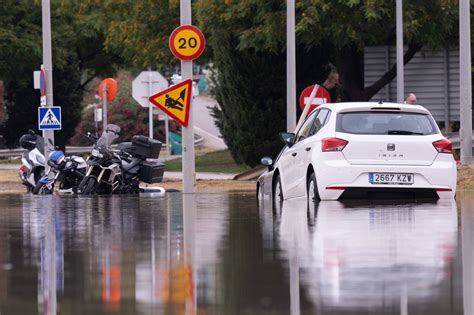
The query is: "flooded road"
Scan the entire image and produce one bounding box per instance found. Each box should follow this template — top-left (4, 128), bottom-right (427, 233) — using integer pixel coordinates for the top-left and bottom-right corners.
top-left (0, 192), bottom-right (471, 314)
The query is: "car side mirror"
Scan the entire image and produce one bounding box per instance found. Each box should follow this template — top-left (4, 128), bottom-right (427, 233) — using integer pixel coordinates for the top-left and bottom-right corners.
top-left (279, 132), bottom-right (295, 148)
top-left (261, 156), bottom-right (273, 170)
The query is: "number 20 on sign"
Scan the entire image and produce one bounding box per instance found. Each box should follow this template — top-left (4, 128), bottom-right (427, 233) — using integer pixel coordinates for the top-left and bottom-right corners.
top-left (169, 25), bottom-right (206, 61)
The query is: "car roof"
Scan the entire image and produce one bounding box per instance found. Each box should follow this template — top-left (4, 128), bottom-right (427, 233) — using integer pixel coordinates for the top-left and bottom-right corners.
top-left (317, 102), bottom-right (430, 114)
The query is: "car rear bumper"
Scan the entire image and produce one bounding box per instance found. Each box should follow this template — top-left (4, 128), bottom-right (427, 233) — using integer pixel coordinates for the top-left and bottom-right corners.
top-left (316, 154), bottom-right (456, 200)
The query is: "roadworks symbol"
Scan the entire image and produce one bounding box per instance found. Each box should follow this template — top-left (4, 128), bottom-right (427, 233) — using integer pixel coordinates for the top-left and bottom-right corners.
top-left (149, 79), bottom-right (193, 127)
top-left (164, 89), bottom-right (187, 111)
top-left (40, 108), bottom-right (60, 126)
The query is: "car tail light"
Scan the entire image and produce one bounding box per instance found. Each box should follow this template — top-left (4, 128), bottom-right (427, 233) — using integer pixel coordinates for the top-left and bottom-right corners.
top-left (322, 138), bottom-right (348, 152)
top-left (432, 139), bottom-right (452, 154)
top-left (435, 188), bottom-right (452, 192)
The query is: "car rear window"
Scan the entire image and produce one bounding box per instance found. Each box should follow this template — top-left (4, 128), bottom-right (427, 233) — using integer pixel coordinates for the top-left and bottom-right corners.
top-left (336, 111), bottom-right (438, 135)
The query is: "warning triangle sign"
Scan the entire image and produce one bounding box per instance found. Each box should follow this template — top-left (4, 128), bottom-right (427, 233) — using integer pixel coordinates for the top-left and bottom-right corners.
top-left (40, 108), bottom-right (60, 126)
top-left (149, 79), bottom-right (192, 127)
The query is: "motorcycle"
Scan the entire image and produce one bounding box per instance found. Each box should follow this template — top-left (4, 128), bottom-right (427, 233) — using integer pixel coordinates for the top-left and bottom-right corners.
top-left (19, 130), bottom-right (45, 192)
top-left (77, 124), bottom-right (164, 195)
top-left (33, 149), bottom-right (87, 195)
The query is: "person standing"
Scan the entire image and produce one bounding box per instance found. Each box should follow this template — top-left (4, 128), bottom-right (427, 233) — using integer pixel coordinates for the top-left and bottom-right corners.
top-left (405, 93), bottom-right (417, 104)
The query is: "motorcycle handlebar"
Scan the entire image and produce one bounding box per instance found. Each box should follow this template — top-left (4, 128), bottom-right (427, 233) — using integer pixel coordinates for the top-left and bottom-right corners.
top-left (111, 149), bottom-right (133, 163)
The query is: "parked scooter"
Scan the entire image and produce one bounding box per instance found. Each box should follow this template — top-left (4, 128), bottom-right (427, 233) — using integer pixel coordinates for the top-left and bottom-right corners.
top-left (33, 149), bottom-right (87, 195)
top-left (77, 124), bottom-right (164, 195)
top-left (19, 130), bottom-right (45, 192)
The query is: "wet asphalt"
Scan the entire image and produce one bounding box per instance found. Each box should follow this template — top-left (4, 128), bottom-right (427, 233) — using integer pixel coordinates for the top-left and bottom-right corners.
top-left (0, 192), bottom-right (471, 314)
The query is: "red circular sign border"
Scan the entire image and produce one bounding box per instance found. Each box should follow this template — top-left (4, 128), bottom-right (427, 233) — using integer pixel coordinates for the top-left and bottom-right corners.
top-left (169, 25), bottom-right (206, 61)
top-left (299, 85), bottom-right (331, 113)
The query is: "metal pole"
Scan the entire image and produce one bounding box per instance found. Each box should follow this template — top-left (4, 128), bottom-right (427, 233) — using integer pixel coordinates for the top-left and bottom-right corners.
top-left (396, 0), bottom-right (404, 103)
top-left (41, 0), bottom-right (54, 161)
top-left (181, 0), bottom-right (196, 194)
top-left (165, 117), bottom-right (170, 156)
top-left (94, 104), bottom-right (97, 131)
top-left (102, 84), bottom-right (107, 133)
top-left (443, 47), bottom-right (450, 132)
top-left (460, 0), bottom-right (472, 164)
top-left (148, 70), bottom-right (154, 139)
top-left (287, 0), bottom-right (296, 132)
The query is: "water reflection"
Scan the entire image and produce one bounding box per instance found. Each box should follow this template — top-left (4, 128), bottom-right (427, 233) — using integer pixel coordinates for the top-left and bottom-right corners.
top-left (461, 193), bottom-right (474, 315)
top-left (7, 193), bottom-right (231, 315)
top-left (269, 198), bottom-right (460, 314)
top-left (0, 192), bottom-right (469, 314)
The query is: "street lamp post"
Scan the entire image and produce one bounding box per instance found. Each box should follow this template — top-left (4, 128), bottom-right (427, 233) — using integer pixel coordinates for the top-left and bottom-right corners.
top-left (287, 0), bottom-right (296, 132)
top-left (396, 0), bottom-right (404, 103)
top-left (460, 0), bottom-right (472, 164)
top-left (42, 0), bottom-right (54, 164)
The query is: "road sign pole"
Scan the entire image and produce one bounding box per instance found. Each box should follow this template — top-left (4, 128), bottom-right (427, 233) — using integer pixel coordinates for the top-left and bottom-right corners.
top-left (102, 84), bottom-right (107, 133)
top-left (460, 0), bottom-right (472, 164)
top-left (287, 0), bottom-right (296, 132)
top-left (165, 116), bottom-right (170, 156)
top-left (181, 0), bottom-right (196, 194)
top-left (148, 70), bottom-right (154, 139)
top-left (396, 0), bottom-right (404, 103)
top-left (42, 0), bottom-right (54, 168)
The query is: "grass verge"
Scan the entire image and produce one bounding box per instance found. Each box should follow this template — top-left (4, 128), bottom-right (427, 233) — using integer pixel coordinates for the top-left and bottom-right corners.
top-left (165, 150), bottom-right (250, 173)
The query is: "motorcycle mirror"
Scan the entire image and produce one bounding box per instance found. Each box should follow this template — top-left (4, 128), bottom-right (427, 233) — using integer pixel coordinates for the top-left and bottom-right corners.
top-left (48, 138), bottom-right (54, 146)
top-left (28, 129), bottom-right (36, 136)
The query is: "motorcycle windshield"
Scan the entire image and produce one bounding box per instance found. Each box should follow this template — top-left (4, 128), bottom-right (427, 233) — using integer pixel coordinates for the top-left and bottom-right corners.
top-left (98, 124), bottom-right (121, 147)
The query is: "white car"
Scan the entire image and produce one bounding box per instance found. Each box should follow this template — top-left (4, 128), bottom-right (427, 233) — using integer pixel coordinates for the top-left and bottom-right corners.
top-left (257, 102), bottom-right (457, 202)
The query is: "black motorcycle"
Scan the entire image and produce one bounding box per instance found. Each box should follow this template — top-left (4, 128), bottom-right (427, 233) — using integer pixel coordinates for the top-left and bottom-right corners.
top-left (32, 149), bottom-right (87, 195)
top-left (77, 124), bottom-right (164, 195)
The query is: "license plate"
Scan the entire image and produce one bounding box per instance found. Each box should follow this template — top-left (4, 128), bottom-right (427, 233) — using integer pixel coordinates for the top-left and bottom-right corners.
top-left (369, 173), bottom-right (414, 185)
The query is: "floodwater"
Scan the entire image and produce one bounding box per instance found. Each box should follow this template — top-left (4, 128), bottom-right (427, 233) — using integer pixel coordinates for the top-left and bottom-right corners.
top-left (0, 192), bottom-right (472, 315)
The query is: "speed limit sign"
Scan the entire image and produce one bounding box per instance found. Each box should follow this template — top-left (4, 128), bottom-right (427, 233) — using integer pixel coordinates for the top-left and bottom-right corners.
top-left (169, 25), bottom-right (206, 61)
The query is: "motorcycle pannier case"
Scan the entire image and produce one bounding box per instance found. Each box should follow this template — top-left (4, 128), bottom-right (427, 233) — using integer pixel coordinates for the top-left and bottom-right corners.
top-left (128, 135), bottom-right (162, 159)
top-left (139, 161), bottom-right (164, 183)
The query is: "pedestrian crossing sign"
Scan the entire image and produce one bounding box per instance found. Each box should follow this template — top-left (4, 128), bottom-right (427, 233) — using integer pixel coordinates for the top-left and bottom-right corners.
top-left (149, 79), bottom-right (192, 127)
top-left (38, 106), bottom-right (61, 130)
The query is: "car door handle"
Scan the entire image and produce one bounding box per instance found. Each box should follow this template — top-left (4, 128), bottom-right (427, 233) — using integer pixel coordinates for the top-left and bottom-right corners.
top-left (292, 152), bottom-right (297, 157)
top-left (305, 147), bottom-right (311, 151)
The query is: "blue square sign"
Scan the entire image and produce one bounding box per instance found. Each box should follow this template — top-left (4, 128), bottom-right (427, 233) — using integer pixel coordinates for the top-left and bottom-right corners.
top-left (38, 106), bottom-right (61, 130)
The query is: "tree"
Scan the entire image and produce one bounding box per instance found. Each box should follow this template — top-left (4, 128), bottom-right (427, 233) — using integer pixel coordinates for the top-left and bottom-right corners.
top-left (296, 0), bottom-right (459, 100)
top-left (102, 0), bottom-right (181, 69)
top-left (198, 0), bottom-right (459, 101)
top-left (210, 33), bottom-right (287, 166)
top-left (0, 1), bottom-right (121, 148)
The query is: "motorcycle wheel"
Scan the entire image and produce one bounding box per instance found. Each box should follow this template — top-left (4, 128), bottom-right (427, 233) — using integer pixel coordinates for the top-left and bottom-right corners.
top-left (32, 182), bottom-right (53, 195)
top-left (26, 184), bottom-right (34, 193)
top-left (78, 177), bottom-right (97, 195)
